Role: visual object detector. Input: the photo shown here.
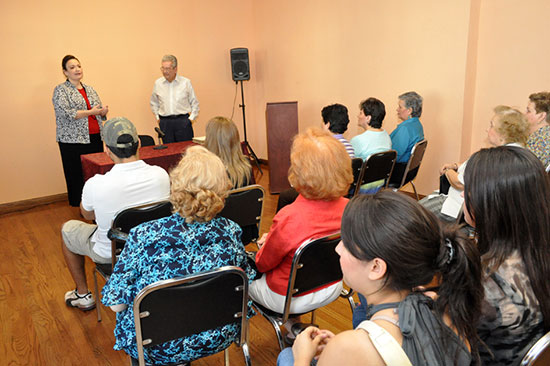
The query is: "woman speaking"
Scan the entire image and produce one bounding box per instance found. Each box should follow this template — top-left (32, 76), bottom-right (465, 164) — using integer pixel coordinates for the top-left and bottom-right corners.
top-left (52, 55), bottom-right (108, 206)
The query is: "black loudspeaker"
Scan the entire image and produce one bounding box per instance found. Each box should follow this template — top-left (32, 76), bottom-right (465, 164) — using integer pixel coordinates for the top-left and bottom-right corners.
top-left (230, 48), bottom-right (250, 81)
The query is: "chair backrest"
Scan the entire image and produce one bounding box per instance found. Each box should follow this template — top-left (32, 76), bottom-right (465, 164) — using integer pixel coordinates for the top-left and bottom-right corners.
top-left (347, 158), bottom-right (365, 197)
top-left (355, 150), bottom-right (397, 195)
top-left (218, 185), bottom-right (265, 244)
top-left (110, 201), bottom-right (173, 267)
top-left (521, 331), bottom-right (550, 366)
top-left (138, 134), bottom-right (155, 147)
top-left (133, 266), bottom-right (248, 364)
top-left (281, 233), bottom-right (343, 320)
top-left (398, 139), bottom-right (428, 188)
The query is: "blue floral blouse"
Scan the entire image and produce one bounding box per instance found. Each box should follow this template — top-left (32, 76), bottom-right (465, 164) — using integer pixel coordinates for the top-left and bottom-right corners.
top-left (101, 213), bottom-right (256, 364)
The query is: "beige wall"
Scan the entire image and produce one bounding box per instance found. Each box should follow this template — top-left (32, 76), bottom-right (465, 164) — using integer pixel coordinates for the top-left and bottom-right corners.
top-left (1, 0), bottom-right (548, 204)
top-left (0, 0), bottom-right (257, 204)
top-left (469, 0), bottom-right (550, 153)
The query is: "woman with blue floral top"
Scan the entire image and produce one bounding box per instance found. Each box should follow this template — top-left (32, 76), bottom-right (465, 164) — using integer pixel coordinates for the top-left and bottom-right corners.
top-left (102, 146), bottom-right (256, 365)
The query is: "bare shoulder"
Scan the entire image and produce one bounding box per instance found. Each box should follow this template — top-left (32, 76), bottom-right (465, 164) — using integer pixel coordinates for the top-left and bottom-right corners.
top-left (317, 329), bottom-right (386, 366)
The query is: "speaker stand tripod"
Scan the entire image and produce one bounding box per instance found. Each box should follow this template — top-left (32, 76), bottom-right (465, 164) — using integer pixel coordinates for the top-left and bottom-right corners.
top-left (238, 80), bottom-right (263, 175)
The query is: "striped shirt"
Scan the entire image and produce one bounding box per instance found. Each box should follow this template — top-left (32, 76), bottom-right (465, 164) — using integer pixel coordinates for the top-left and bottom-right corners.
top-left (333, 134), bottom-right (355, 158)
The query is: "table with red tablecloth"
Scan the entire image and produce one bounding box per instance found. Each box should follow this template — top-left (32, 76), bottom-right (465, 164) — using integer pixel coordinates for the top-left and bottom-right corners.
top-left (81, 141), bottom-right (196, 181)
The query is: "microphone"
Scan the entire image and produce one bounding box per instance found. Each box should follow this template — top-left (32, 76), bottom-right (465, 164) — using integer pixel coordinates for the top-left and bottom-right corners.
top-left (154, 127), bottom-right (165, 138)
top-left (153, 127), bottom-right (168, 150)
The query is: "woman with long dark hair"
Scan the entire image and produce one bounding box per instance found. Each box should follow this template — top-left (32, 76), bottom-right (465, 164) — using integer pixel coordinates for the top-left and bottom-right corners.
top-left (284, 191), bottom-right (484, 366)
top-left (463, 146), bottom-right (550, 365)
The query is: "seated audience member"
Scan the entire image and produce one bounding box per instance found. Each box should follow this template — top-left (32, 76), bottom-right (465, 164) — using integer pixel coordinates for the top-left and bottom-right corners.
top-left (276, 104), bottom-right (354, 211)
top-left (204, 116), bottom-right (252, 188)
top-left (102, 146), bottom-right (256, 365)
top-left (463, 146), bottom-right (550, 365)
top-left (250, 128), bottom-right (353, 315)
top-left (61, 117), bottom-right (170, 311)
top-left (420, 105), bottom-right (529, 222)
top-left (321, 103), bottom-right (355, 158)
top-left (388, 91), bottom-right (425, 185)
top-left (350, 97), bottom-right (392, 160)
top-left (525, 91), bottom-right (550, 167)
top-left (350, 97), bottom-right (392, 194)
top-left (279, 191), bottom-right (483, 366)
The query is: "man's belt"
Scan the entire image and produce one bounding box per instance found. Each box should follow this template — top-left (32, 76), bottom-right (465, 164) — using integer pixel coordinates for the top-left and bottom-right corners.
top-left (159, 113), bottom-right (189, 119)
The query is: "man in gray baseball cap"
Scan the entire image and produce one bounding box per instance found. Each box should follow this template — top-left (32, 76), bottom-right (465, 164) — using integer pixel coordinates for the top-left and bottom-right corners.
top-left (60, 117), bottom-right (170, 312)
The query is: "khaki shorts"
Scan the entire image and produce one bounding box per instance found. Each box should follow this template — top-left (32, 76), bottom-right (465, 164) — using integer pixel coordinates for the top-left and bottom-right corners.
top-left (61, 220), bottom-right (111, 264)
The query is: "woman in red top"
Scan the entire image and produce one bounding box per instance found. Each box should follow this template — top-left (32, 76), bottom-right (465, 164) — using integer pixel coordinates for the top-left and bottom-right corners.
top-left (52, 55), bottom-right (109, 206)
top-left (249, 128), bottom-right (353, 314)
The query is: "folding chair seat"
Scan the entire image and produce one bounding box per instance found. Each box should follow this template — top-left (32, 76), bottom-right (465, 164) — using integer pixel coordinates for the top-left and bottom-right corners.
top-left (251, 233), bottom-right (346, 350)
top-left (93, 200), bottom-right (173, 322)
top-left (133, 266), bottom-right (252, 366)
top-left (218, 184), bottom-right (265, 246)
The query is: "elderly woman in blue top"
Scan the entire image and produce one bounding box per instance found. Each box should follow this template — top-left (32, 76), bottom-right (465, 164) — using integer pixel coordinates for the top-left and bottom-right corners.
top-left (388, 91), bottom-right (425, 185)
top-left (101, 146), bottom-right (256, 365)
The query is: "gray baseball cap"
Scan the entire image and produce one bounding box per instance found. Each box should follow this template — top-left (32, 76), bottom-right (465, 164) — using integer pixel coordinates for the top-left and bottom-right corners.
top-left (103, 117), bottom-right (138, 148)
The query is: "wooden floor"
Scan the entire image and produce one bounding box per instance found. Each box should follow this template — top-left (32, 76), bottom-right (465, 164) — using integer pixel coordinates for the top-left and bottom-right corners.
top-left (0, 165), bottom-right (357, 366)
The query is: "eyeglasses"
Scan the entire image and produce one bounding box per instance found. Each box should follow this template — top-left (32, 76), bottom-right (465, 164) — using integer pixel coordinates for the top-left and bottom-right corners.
top-left (160, 67), bottom-right (175, 71)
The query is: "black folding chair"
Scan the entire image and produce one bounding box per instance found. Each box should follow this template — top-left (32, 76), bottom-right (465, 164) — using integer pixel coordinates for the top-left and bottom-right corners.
top-left (353, 149), bottom-right (397, 196)
top-left (134, 266), bottom-right (252, 366)
top-left (347, 158), bottom-right (365, 198)
top-left (390, 139), bottom-right (428, 200)
top-left (521, 331), bottom-right (550, 366)
top-left (218, 184), bottom-right (265, 246)
top-left (138, 135), bottom-right (155, 147)
top-left (251, 233), bottom-right (344, 350)
top-left (93, 200), bottom-right (173, 322)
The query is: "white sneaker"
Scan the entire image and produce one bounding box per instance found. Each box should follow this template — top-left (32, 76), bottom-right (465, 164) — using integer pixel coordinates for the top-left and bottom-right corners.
top-left (64, 289), bottom-right (96, 311)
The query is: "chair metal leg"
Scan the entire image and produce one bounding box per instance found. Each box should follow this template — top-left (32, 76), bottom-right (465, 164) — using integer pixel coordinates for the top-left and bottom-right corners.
top-left (310, 310), bottom-right (316, 325)
top-left (224, 348), bottom-right (230, 366)
top-left (410, 181), bottom-right (419, 200)
top-left (252, 303), bottom-right (285, 350)
top-left (93, 268), bottom-right (102, 322)
top-left (241, 342), bottom-right (252, 366)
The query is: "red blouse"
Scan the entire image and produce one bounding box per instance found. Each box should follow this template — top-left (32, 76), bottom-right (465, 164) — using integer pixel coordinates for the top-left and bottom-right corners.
top-left (255, 194), bottom-right (348, 296)
top-left (77, 87), bottom-right (100, 134)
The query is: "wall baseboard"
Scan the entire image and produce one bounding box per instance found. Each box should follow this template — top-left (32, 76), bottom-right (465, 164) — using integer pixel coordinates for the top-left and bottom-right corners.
top-left (0, 193), bottom-right (68, 216)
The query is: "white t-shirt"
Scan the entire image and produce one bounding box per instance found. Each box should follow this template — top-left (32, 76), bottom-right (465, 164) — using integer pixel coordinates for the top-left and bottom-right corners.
top-left (81, 160), bottom-right (170, 258)
top-left (350, 129), bottom-right (392, 160)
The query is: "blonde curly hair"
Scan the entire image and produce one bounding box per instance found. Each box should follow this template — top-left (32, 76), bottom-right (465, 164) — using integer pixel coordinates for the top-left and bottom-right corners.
top-left (493, 105), bottom-right (530, 146)
top-left (288, 128), bottom-right (353, 200)
top-left (169, 146), bottom-right (231, 223)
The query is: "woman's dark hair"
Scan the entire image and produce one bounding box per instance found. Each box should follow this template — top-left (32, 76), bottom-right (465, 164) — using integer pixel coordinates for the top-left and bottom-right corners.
top-left (464, 146), bottom-right (550, 330)
top-left (62, 55), bottom-right (79, 70)
top-left (341, 191), bottom-right (483, 362)
top-left (321, 103), bottom-right (350, 134)
top-left (359, 97), bottom-right (386, 128)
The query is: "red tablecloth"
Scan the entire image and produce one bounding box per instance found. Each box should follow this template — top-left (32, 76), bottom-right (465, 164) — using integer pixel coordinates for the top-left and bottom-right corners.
top-left (81, 141), bottom-right (196, 181)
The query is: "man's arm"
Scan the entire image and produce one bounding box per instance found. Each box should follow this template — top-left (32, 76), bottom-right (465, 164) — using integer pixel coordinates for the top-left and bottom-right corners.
top-left (187, 80), bottom-right (199, 121)
top-left (80, 202), bottom-right (95, 221)
top-left (150, 83), bottom-right (160, 120)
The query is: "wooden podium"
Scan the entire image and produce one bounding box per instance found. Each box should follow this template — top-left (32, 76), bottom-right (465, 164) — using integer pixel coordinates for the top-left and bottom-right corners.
top-left (265, 101), bottom-right (299, 194)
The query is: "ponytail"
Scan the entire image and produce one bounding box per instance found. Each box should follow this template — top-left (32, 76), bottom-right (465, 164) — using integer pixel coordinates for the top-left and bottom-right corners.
top-left (435, 223), bottom-right (484, 364)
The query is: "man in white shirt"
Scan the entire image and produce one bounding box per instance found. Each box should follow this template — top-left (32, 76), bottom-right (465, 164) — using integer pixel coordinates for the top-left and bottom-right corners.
top-left (150, 54), bottom-right (200, 142)
top-left (61, 117), bottom-right (170, 311)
